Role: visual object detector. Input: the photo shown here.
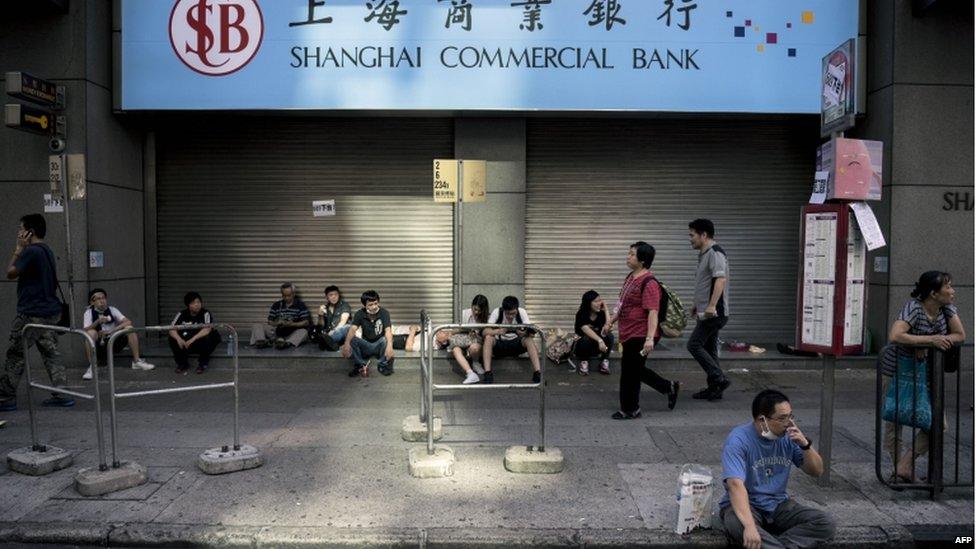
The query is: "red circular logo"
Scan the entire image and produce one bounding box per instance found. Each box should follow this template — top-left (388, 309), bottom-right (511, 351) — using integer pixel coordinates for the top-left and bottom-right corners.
top-left (169, 0), bottom-right (263, 76)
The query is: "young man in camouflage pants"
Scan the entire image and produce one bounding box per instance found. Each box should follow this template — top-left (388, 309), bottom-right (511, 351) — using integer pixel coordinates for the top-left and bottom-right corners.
top-left (0, 214), bottom-right (72, 411)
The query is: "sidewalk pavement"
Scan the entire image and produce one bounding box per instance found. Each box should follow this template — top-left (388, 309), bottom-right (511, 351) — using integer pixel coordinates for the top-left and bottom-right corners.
top-left (0, 356), bottom-right (972, 547)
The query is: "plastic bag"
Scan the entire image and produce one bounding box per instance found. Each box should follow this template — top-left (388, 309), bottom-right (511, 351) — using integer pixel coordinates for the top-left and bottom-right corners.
top-left (675, 464), bottom-right (714, 534)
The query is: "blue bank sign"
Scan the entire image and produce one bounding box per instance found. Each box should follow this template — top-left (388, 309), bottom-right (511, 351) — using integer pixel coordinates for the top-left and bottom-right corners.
top-left (120, 0), bottom-right (858, 112)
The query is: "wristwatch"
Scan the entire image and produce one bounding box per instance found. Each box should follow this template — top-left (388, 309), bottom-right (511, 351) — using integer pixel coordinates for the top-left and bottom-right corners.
top-left (799, 438), bottom-right (813, 451)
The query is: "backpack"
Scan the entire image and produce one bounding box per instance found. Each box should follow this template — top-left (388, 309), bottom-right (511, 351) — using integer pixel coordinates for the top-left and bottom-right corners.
top-left (643, 276), bottom-right (687, 338)
top-left (543, 328), bottom-right (578, 364)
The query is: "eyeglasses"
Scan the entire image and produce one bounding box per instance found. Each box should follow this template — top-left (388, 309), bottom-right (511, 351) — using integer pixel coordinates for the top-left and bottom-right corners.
top-left (768, 414), bottom-right (796, 424)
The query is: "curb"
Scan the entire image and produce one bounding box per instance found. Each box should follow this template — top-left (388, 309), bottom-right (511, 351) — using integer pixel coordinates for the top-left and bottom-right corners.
top-left (0, 522), bottom-right (923, 547)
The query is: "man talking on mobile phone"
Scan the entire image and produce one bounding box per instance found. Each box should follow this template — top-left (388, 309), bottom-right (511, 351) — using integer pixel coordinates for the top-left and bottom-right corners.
top-left (0, 214), bottom-right (72, 411)
top-left (719, 390), bottom-right (835, 549)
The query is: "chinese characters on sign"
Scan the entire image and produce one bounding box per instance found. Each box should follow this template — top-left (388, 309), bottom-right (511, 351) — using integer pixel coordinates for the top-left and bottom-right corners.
top-left (433, 159), bottom-right (458, 203)
top-left (312, 199), bottom-right (336, 217)
top-left (657, 0), bottom-right (697, 31)
top-left (365, 0), bottom-right (408, 31)
top-left (584, 0), bottom-right (626, 30)
top-left (286, 0), bottom-right (699, 33)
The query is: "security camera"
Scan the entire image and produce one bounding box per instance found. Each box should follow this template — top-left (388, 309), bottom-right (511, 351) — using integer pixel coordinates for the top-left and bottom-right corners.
top-left (48, 137), bottom-right (66, 153)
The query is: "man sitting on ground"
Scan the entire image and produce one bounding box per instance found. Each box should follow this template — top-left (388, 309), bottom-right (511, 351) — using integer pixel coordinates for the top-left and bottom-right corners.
top-left (313, 285), bottom-right (351, 351)
top-left (481, 296), bottom-right (542, 385)
top-left (720, 389), bottom-right (835, 549)
top-left (341, 290), bottom-right (394, 377)
top-left (82, 288), bottom-right (156, 380)
top-left (249, 282), bottom-right (310, 349)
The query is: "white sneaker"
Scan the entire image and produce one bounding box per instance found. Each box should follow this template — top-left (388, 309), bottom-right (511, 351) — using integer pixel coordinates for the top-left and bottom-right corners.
top-left (471, 363), bottom-right (485, 375)
top-left (462, 371), bottom-right (481, 384)
top-left (131, 358), bottom-right (155, 371)
top-left (82, 365), bottom-right (93, 380)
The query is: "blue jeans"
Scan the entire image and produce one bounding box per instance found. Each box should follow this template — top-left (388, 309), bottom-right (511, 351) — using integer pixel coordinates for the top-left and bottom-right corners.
top-left (330, 325), bottom-right (351, 344)
top-left (349, 337), bottom-right (389, 367)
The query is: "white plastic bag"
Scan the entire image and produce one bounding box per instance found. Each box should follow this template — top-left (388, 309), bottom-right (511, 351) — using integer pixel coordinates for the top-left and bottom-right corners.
top-left (675, 463), bottom-right (714, 534)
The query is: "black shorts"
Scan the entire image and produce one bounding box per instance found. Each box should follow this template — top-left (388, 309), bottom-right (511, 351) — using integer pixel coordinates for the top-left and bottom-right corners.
top-left (96, 336), bottom-right (129, 363)
top-left (392, 334), bottom-right (409, 350)
top-left (492, 337), bottom-right (526, 358)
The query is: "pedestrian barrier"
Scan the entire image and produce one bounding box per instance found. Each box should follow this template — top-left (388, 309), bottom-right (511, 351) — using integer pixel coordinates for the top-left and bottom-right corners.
top-left (406, 313), bottom-right (563, 478)
top-left (7, 324), bottom-right (105, 477)
top-left (874, 344), bottom-right (972, 499)
top-left (90, 323), bottom-right (262, 496)
top-left (402, 310), bottom-right (442, 442)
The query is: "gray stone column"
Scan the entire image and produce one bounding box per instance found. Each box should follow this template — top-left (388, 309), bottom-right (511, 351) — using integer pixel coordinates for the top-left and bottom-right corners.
top-left (454, 119), bottom-right (527, 317)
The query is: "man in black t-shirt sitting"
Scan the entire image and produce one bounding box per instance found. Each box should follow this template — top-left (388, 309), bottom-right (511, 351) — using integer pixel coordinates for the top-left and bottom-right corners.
top-left (168, 291), bottom-right (221, 375)
top-left (341, 290), bottom-right (394, 378)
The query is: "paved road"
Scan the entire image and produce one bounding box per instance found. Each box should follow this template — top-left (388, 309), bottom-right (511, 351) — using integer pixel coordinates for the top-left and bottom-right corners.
top-left (0, 357), bottom-right (972, 547)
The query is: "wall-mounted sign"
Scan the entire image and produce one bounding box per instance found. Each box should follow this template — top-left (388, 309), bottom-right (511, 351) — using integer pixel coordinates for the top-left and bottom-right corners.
top-left (67, 153), bottom-right (87, 200)
top-left (43, 193), bottom-right (64, 213)
top-left (5, 71), bottom-right (59, 107)
top-left (119, 1), bottom-right (858, 112)
top-left (48, 154), bottom-right (64, 193)
top-left (820, 38), bottom-right (856, 136)
top-left (89, 251), bottom-right (104, 268)
top-left (461, 160), bottom-right (487, 203)
top-left (433, 159), bottom-right (458, 203)
top-left (312, 199), bottom-right (336, 216)
top-left (4, 103), bottom-right (54, 135)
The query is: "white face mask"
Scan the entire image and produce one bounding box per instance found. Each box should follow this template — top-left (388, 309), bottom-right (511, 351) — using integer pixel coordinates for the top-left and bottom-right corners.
top-left (760, 417), bottom-right (782, 441)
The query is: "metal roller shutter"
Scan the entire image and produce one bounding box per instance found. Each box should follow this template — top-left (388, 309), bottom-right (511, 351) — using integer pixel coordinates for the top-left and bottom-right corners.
top-left (156, 118), bottom-right (454, 328)
top-left (525, 118), bottom-right (819, 343)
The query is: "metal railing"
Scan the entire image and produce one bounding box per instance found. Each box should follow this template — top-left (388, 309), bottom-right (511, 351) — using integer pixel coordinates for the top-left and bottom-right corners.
top-left (106, 324), bottom-right (240, 468)
top-left (875, 343), bottom-right (972, 499)
top-left (21, 324), bottom-right (108, 470)
top-left (419, 313), bottom-right (549, 455)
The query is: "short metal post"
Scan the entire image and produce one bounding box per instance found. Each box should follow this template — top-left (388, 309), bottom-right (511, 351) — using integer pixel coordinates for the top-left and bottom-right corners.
top-left (426, 319), bottom-right (435, 455)
top-left (82, 333), bottom-right (109, 471)
top-left (231, 326), bottom-right (240, 450)
top-left (107, 329), bottom-right (127, 468)
top-left (538, 333), bottom-right (547, 452)
top-left (818, 354), bottom-right (836, 486)
top-left (928, 349), bottom-right (945, 498)
top-left (22, 330), bottom-right (42, 452)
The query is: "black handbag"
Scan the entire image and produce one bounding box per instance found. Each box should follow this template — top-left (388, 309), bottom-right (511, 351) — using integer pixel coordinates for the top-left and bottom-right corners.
top-left (38, 245), bottom-right (70, 328)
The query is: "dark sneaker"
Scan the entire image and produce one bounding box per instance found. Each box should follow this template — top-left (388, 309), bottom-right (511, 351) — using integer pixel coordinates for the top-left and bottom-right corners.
top-left (611, 409), bottom-right (642, 420)
top-left (532, 371), bottom-right (541, 384)
top-left (667, 381), bottom-right (680, 410)
top-left (175, 365), bottom-right (189, 375)
top-left (715, 378), bottom-right (731, 393)
top-left (379, 357), bottom-right (394, 375)
top-left (196, 364), bottom-right (207, 374)
top-left (349, 364), bottom-right (365, 378)
top-left (42, 396), bottom-right (75, 408)
top-left (274, 338), bottom-right (289, 350)
top-left (0, 400), bottom-right (16, 412)
top-left (482, 371), bottom-right (494, 384)
top-left (253, 340), bottom-right (271, 349)
top-left (692, 387), bottom-right (723, 401)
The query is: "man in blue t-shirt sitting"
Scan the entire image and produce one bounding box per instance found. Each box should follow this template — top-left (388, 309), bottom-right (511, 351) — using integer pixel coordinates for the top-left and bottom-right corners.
top-left (720, 390), bottom-right (835, 549)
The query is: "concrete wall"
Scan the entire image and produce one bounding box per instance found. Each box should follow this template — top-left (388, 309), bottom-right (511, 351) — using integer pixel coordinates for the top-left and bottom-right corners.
top-left (455, 119), bottom-right (527, 314)
top-left (0, 0), bottom-right (146, 367)
top-left (859, 1), bottom-right (973, 353)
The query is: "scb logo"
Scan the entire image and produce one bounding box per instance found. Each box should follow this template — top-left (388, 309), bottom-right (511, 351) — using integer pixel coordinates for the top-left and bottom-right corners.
top-left (169, 0), bottom-right (263, 76)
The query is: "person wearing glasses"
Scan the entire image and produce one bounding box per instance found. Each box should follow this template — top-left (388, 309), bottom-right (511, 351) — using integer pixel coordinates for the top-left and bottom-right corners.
top-left (719, 390), bottom-right (835, 549)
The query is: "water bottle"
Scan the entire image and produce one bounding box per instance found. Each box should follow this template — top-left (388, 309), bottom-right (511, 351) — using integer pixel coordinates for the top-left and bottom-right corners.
top-left (226, 333), bottom-right (235, 356)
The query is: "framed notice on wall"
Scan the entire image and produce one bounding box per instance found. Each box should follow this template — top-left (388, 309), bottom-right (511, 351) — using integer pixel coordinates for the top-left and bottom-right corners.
top-left (796, 203), bottom-right (867, 356)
